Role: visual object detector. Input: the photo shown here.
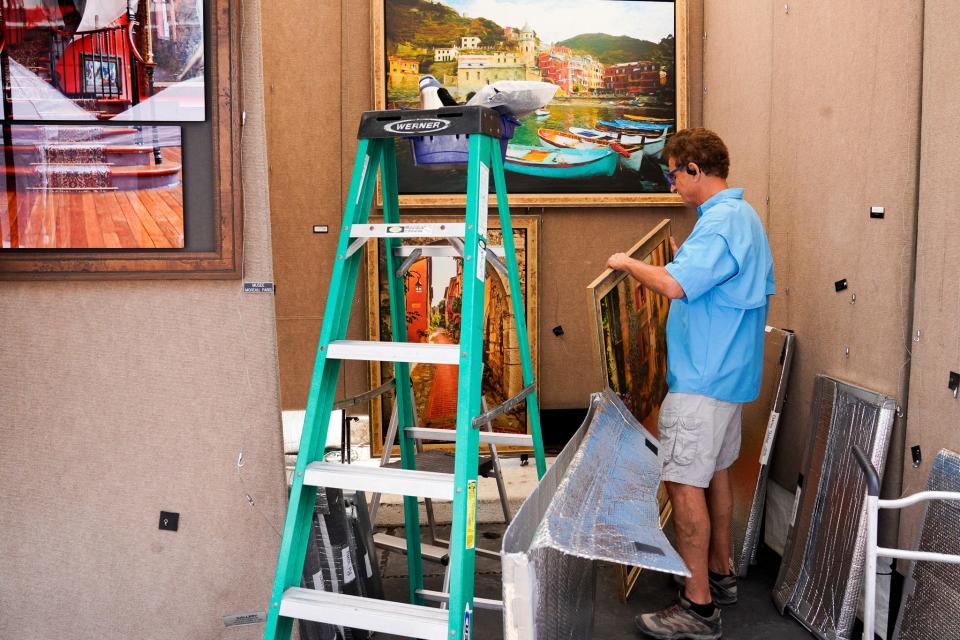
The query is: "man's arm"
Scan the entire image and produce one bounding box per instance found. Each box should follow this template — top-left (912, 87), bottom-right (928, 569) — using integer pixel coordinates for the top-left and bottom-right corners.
top-left (606, 253), bottom-right (686, 299)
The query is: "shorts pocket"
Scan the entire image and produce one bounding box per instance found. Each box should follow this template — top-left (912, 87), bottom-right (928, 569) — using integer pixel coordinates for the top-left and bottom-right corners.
top-left (659, 413), bottom-right (701, 466)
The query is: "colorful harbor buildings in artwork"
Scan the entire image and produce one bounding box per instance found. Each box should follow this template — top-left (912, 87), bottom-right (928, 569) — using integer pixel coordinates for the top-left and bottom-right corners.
top-left (387, 20), bottom-right (669, 99)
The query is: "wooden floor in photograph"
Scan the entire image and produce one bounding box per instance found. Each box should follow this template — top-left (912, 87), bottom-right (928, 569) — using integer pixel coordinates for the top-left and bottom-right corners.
top-left (1, 148), bottom-right (184, 250)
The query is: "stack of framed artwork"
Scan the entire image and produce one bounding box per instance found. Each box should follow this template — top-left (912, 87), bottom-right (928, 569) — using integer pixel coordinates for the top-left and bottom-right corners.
top-left (587, 219), bottom-right (674, 600)
top-left (0, 0), bottom-right (242, 278)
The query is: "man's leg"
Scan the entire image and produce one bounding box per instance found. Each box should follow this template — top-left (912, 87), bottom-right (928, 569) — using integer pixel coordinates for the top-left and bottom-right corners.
top-left (666, 480), bottom-right (712, 604)
top-left (635, 393), bottom-right (722, 639)
top-left (703, 412), bottom-right (742, 607)
top-left (706, 467), bottom-right (733, 575)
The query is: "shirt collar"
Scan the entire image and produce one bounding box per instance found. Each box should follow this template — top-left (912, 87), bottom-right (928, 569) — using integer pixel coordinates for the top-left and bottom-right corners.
top-left (697, 188), bottom-right (744, 218)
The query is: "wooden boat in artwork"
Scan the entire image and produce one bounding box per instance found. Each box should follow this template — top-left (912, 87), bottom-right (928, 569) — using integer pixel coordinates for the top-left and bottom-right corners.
top-left (622, 113), bottom-right (675, 124)
top-left (504, 144), bottom-right (619, 179)
top-left (537, 128), bottom-right (637, 154)
top-left (596, 119), bottom-right (672, 135)
top-left (568, 127), bottom-right (668, 160)
top-left (568, 126), bottom-right (653, 146)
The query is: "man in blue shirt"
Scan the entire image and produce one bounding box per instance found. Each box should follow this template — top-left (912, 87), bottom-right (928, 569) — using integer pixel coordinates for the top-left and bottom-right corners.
top-left (607, 128), bottom-right (774, 640)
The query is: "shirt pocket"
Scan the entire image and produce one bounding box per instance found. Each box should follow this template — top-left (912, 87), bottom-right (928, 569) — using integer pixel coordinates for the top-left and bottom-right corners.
top-left (658, 412), bottom-right (701, 467)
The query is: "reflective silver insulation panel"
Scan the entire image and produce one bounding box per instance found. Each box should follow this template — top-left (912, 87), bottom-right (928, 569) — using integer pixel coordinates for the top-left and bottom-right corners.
top-left (731, 326), bottom-right (796, 577)
top-left (502, 389), bottom-right (687, 640)
top-left (772, 376), bottom-right (896, 640)
top-left (893, 449), bottom-right (960, 640)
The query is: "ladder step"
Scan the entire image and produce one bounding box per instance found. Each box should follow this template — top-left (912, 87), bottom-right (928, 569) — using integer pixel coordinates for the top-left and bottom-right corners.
top-left (373, 532), bottom-right (450, 565)
top-left (396, 244), bottom-right (505, 258)
top-left (418, 589), bottom-right (504, 612)
top-left (279, 588), bottom-right (449, 640)
top-left (407, 427), bottom-right (534, 448)
top-left (326, 340), bottom-right (460, 364)
top-left (351, 223), bottom-right (466, 238)
top-left (303, 462), bottom-right (455, 500)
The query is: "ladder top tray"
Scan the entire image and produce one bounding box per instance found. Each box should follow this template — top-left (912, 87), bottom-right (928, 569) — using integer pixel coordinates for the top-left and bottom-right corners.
top-left (357, 106), bottom-right (504, 140)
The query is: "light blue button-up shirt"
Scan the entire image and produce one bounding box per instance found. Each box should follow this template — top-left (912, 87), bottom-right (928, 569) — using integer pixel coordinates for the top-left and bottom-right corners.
top-left (663, 188), bottom-right (775, 403)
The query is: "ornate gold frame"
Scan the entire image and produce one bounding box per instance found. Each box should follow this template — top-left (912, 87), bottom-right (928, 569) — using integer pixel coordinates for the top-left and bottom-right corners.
top-left (366, 215), bottom-right (539, 456)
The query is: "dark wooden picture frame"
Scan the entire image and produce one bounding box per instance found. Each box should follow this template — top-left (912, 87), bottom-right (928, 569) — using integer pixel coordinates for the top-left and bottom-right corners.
top-left (0, 0), bottom-right (242, 279)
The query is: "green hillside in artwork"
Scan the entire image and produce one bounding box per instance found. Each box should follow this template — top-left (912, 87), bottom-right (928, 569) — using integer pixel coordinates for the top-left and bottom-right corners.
top-left (557, 33), bottom-right (657, 64)
top-left (386, 0), bottom-right (507, 52)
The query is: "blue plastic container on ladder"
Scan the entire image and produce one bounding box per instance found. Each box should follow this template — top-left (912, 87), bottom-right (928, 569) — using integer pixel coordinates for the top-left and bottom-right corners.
top-left (411, 112), bottom-right (520, 167)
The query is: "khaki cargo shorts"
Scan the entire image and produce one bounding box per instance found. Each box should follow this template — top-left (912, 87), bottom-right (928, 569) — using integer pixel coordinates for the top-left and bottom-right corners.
top-left (657, 392), bottom-right (743, 488)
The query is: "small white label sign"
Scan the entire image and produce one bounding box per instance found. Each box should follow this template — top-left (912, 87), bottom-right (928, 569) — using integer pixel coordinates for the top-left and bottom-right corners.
top-left (342, 547), bottom-right (356, 584)
top-left (312, 570), bottom-right (326, 591)
top-left (478, 162), bottom-right (489, 238)
top-left (357, 155), bottom-right (370, 204)
top-left (790, 488), bottom-right (803, 526)
top-left (476, 239), bottom-right (487, 282)
top-left (759, 411), bottom-right (781, 465)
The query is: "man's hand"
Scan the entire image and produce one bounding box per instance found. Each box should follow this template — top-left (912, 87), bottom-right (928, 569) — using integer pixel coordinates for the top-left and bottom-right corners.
top-left (670, 236), bottom-right (680, 256)
top-left (607, 252), bottom-right (633, 271)
top-left (605, 249), bottom-right (685, 300)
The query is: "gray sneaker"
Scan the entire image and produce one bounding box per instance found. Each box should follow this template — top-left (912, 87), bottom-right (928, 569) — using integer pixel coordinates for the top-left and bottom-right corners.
top-left (707, 572), bottom-right (737, 606)
top-left (672, 571), bottom-right (738, 606)
top-left (634, 593), bottom-right (722, 640)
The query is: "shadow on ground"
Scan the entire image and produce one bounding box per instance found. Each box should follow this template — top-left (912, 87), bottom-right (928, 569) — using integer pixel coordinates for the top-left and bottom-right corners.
top-left (374, 523), bottom-right (814, 639)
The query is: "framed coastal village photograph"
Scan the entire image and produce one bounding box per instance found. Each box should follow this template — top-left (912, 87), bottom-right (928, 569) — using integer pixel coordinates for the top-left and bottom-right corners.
top-left (372, 0), bottom-right (687, 207)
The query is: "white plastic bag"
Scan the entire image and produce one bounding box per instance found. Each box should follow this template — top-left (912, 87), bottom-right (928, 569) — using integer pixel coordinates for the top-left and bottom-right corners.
top-left (466, 80), bottom-right (558, 117)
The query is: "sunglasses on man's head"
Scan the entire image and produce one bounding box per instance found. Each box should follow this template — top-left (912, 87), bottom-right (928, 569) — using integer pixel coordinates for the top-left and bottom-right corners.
top-left (663, 164), bottom-right (693, 186)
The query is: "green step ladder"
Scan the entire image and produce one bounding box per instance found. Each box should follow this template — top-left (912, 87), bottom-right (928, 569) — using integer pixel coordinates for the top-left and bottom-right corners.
top-left (264, 105), bottom-right (546, 640)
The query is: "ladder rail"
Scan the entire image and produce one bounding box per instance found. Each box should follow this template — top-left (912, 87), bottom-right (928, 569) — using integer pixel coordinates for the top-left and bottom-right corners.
top-left (481, 396), bottom-right (513, 524)
top-left (380, 136), bottom-right (428, 604)
top-left (264, 138), bottom-right (383, 640)
top-left (264, 110), bottom-right (547, 640)
top-left (490, 142), bottom-right (547, 479)
top-left (445, 132), bottom-right (491, 638)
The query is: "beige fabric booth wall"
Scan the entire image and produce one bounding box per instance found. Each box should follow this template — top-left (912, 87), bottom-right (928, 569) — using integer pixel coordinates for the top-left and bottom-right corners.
top-left (703, 0), bottom-right (960, 551)
top-left (264, 0), bottom-right (705, 413)
top-left (264, 0), bottom-right (956, 563)
top-left (899, 0), bottom-right (960, 553)
top-left (0, 1), bottom-right (287, 638)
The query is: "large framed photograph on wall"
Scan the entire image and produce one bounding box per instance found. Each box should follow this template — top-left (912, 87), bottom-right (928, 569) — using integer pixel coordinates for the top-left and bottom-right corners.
top-left (0, 0), bottom-right (242, 278)
top-left (372, 0), bottom-right (687, 207)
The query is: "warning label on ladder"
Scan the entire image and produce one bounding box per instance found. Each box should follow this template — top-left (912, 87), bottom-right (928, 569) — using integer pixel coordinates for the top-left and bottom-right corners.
top-left (466, 480), bottom-right (477, 549)
top-left (475, 238), bottom-right (487, 282)
top-left (478, 162), bottom-right (489, 238)
top-left (463, 604), bottom-right (473, 640)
